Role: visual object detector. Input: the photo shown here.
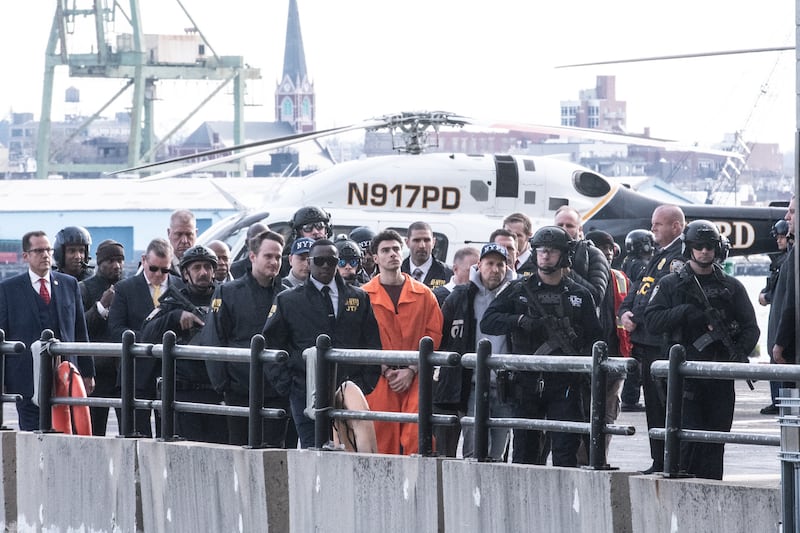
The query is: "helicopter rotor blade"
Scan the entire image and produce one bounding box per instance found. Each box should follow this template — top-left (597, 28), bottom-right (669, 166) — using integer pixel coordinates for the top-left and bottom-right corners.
top-left (555, 45), bottom-right (794, 68)
top-left (108, 119), bottom-right (387, 177)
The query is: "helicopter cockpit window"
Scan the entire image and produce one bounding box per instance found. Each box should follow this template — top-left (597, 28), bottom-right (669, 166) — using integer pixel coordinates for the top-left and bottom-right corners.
top-left (573, 171), bottom-right (611, 198)
top-left (470, 180), bottom-right (489, 202)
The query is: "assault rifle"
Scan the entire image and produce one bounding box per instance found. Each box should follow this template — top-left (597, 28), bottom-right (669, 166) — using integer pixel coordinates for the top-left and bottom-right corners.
top-left (158, 284), bottom-right (208, 322)
top-left (690, 275), bottom-right (754, 390)
top-left (523, 284), bottom-right (579, 355)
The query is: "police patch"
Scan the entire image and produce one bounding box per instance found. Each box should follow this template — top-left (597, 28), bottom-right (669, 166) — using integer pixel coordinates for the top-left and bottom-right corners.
top-left (669, 259), bottom-right (685, 273)
top-left (649, 284), bottom-right (660, 302)
top-left (345, 297), bottom-right (360, 312)
top-left (569, 295), bottom-right (582, 307)
top-left (430, 278), bottom-right (447, 288)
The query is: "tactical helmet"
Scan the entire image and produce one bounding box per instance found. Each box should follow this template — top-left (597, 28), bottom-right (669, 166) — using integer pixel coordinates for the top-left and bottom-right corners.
top-left (53, 226), bottom-right (92, 268)
top-left (682, 220), bottom-right (723, 260)
top-left (179, 244), bottom-right (218, 271)
top-left (335, 238), bottom-right (362, 260)
top-left (771, 219), bottom-right (790, 238)
top-left (624, 229), bottom-right (655, 257)
top-left (530, 225), bottom-right (574, 269)
top-left (349, 226), bottom-right (376, 253)
top-left (291, 206), bottom-right (332, 238)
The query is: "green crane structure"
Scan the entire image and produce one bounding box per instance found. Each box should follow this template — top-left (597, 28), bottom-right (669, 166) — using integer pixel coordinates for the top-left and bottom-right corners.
top-left (37, 0), bottom-right (260, 178)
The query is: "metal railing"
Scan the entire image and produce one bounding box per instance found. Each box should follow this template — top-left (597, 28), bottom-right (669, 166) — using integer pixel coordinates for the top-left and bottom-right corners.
top-left (34, 329), bottom-right (288, 448)
top-left (0, 330), bottom-right (25, 429)
top-left (650, 344), bottom-right (800, 531)
top-left (460, 339), bottom-right (638, 468)
top-left (310, 334), bottom-right (461, 456)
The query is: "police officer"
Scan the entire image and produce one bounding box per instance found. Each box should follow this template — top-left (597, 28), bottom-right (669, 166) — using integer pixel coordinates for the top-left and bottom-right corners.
top-left (618, 204), bottom-right (686, 474)
top-left (349, 226), bottom-right (378, 280)
top-left (141, 244), bottom-right (226, 443)
top-left (279, 207), bottom-right (333, 277)
top-left (54, 225), bottom-right (94, 281)
top-left (481, 226), bottom-right (603, 467)
top-left (644, 220), bottom-right (759, 480)
top-left (282, 237), bottom-right (313, 289)
top-left (621, 229), bottom-right (656, 282)
top-left (202, 230), bottom-right (292, 446)
top-left (334, 237), bottom-right (363, 286)
top-left (263, 239), bottom-right (382, 448)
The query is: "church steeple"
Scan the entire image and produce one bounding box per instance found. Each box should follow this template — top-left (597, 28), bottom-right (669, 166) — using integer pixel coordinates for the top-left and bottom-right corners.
top-left (275, 0), bottom-right (315, 133)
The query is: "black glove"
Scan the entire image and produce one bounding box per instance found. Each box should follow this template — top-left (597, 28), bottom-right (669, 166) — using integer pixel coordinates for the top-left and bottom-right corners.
top-left (684, 305), bottom-right (706, 326)
top-left (518, 315), bottom-right (542, 333)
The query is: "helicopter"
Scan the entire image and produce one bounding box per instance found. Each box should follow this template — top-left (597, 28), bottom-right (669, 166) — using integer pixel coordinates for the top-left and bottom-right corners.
top-left (113, 111), bottom-right (789, 264)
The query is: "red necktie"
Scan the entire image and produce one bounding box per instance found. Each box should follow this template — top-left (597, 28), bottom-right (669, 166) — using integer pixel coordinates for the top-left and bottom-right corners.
top-left (39, 278), bottom-right (51, 305)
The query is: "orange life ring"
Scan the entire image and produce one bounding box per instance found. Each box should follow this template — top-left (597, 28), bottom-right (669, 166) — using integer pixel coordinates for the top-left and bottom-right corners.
top-left (52, 361), bottom-right (92, 436)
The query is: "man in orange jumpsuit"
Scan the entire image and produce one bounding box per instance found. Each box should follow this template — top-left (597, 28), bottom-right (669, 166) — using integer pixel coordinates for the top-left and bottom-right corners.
top-left (363, 229), bottom-right (443, 455)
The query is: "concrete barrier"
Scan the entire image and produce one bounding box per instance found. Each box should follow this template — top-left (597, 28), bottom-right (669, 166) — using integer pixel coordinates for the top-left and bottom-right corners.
top-left (287, 450), bottom-right (441, 533)
top-left (137, 440), bottom-right (289, 533)
top-left (16, 432), bottom-right (139, 532)
top-left (0, 431), bottom-right (16, 532)
top-left (442, 461), bottom-right (634, 532)
top-left (629, 475), bottom-right (781, 532)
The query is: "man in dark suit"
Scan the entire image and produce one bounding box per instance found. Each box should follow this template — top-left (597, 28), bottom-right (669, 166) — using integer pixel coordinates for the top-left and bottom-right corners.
top-left (108, 237), bottom-right (182, 437)
top-left (80, 239), bottom-right (125, 435)
top-left (400, 221), bottom-right (453, 290)
top-left (0, 230), bottom-right (95, 431)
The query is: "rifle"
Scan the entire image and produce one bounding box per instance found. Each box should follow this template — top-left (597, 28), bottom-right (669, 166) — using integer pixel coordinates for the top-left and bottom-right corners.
top-left (523, 284), bottom-right (579, 355)
top-left (689, 274), bottom-right (754, 390)
top-left (158, 284), bottom-right (208, 322)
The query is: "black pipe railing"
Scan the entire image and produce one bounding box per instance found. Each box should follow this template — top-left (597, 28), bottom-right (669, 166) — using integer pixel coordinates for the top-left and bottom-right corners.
top-left (460, 340), bottom-right (637, 468)
top-left (33, 329), bottom-right (288, 448)
top-left (311, 335), bottom-right (460, 456)
top-left (0, 329), bottom-right (24, 430)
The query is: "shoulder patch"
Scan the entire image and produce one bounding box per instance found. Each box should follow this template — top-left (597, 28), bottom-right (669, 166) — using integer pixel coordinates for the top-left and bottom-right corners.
top-left (669, 259), bottom-right (685, 273)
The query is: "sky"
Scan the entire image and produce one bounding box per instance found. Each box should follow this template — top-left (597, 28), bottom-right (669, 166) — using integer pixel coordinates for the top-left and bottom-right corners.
top-left (1, 1), bottom-right (797, 151)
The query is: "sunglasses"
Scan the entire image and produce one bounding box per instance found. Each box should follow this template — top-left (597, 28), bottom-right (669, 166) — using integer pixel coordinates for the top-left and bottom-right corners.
top-left (338, 258), bottom-right (360, 268)
top-left (148, 265), bottom-right (172, 274)
top-left (312, 256), bottom-right (338, 267)
top-left (691, 243), bottom-right (716, 251)
top-left (302, 222), bottom-right (328, 233)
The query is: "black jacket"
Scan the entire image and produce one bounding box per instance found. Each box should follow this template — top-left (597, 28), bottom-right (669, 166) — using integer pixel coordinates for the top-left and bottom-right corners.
top-left (141, 285), bottom-right (215, 385)
top-left (401, 257), bottom-right (453, 290)
top-left (80, 273), bottom-right (116, 342)
top-left (200, 272), bottom-right (285, 396)
top-left (436, 283), bottom-right (478, 408)
top-left (568, 239), bottom-right (608, 308)
top-left (618, 237), bottom-right (685, 348)
top-left (480, 273), bottom-right (603, 385)
top-left (644, 263), bottom-right (759, 362)
top-left (262, 274), bottom-right (382, 397)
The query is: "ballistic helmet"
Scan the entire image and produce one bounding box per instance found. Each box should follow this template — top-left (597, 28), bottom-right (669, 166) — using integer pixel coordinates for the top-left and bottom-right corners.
top-left (348, 226), bottom-right (376, 253)
top-left (179, 244), bottom-right (218, 271)
top-left (291, 206), bottom-right (332, 237)
top-left (53, 226), bottom-right (92, 268)
top-left (335, 238), bottom-right (362, 260)
top-left (530, 225), bottom-right (574, 269)
top-left (624, 229), bottom-right (655, 257)
top-left (771, 219), bottom-right (790, 238)
top-left (682, 220), bottom-right (723, 261)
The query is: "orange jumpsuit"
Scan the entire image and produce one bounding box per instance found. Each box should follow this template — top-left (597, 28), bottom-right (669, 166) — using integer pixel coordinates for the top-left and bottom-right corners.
top-left (363, 273), bottom-right (443, 455)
